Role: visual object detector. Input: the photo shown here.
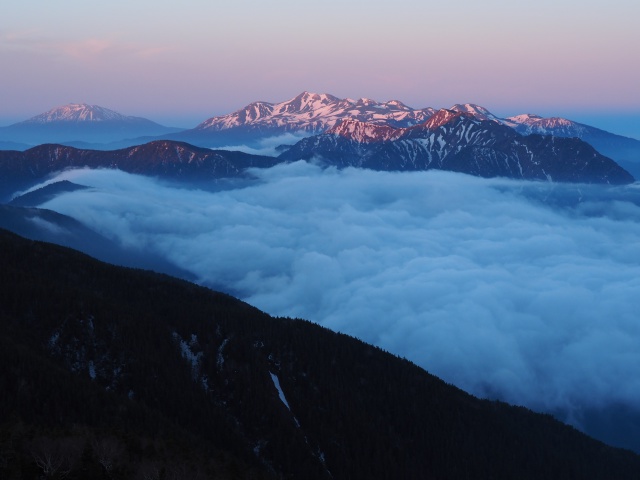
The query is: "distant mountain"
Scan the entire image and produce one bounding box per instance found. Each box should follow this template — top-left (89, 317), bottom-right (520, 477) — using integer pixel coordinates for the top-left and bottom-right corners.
top-left (0, 140), bottom-right (32, 151)
top-left (280, 111), bottom-right (634, 184)
top-left (163, 94), bottom-right (640, 178)
top-left (0, 103), bottom-right (183, 146)
top-left (0, 140), bottom-right (280, 201)
top-left (168, 91), bottom-right (436, 147)
top-left (2, 227), bottom-right (640, 479)
top-left (501, 112), bottom-right (640, 178)
top-left (196, 91), bottom-right (436, 131)
top-left (503, 113), bottom-right (585, 135)
top-left (436, 104), bottom-right (640, 178)
top-left (21, 103), bottom-right (144, 124)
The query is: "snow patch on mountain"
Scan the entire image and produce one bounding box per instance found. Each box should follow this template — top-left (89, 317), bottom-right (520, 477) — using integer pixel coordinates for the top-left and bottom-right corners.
top-left (270, 371), bottom-right (300, 427)
top-left (270, 372), bottom-right (291, 411)
top-left (172, 332), bottom-right (212, 391)
top-left (217, 338), bottom-right (229, 370)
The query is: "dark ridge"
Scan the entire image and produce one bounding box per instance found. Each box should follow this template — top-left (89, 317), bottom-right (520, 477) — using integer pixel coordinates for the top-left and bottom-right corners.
top-left (1, 228), bottom-right (639, 479)
top-left (0, 140), bottom-right (280, 201)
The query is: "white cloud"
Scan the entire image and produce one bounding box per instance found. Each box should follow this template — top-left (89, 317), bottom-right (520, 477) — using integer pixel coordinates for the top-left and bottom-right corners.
top-left (216, 132), bottom-right (311, 157)
top-left (38, 165), bottom-right (640, 429)
top-left (26, 215), bottom-right (69, 236)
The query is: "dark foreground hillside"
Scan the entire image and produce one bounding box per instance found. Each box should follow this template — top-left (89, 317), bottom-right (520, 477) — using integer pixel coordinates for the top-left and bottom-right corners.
top-left (1, 229), bottom-right (639, 479)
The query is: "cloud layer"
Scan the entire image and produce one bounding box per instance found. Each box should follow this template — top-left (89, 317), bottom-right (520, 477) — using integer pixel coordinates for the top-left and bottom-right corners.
top-left (38, 165), bottom-right (640, 429)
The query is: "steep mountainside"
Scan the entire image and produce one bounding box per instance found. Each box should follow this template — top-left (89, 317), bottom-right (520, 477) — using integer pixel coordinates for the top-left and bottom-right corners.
top-left (2, 229), bottom-right (640, 479)
top-left (280, 112), bottom-right (634, 184)
top-left (0, 140), bottom-right (279, 201)
top-left (443, 105), bottom-right (640, 178)
top-left (0, 104), bottom-right (182, 146)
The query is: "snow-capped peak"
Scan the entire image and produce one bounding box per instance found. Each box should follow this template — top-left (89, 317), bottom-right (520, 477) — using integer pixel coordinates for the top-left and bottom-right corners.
top-left (274, 91), bottom-right (340, 114)
top-left (449, 104), bottom-right (502, 123)
top-left (22, 103), bottom-right (133, 124)
top-left (505, 113), bottom-right (545, 125)
top-left (503, 113), bottom-right (587, 137)
top-left (383, 100), bottom-right (411, 110)
top-left (356, 97), bottom-right (376, 106)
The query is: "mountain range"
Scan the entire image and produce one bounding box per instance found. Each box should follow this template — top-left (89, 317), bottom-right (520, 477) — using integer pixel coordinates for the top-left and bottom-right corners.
top-left (456, 105), bottom-right (640, 177)
top-left (2, 227), bottom-right (640, 479)
top-left (1, 93), bottom-right (638, 179)
top-left (163, 94), bottom-right (640, 177)
top-left (0, 126), bottom-right (632, 204)
top-left (279, 111), bottom-right (634, 184)
top-left (176, 91), bottom-right (436, 144)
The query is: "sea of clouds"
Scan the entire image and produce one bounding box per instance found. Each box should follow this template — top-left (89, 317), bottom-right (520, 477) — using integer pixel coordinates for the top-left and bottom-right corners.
top-left (34, 162), bottom-right (640, 438)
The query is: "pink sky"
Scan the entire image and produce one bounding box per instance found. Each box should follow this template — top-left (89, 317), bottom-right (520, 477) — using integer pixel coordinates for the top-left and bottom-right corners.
top-left (2, 0), bottom-right (639, 136)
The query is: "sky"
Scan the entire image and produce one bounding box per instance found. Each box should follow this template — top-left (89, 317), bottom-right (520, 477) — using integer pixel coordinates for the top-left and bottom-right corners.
top-left (28, 165), bottom-right (640, 449)
top-left (1, 0), bottom-right (640, 137)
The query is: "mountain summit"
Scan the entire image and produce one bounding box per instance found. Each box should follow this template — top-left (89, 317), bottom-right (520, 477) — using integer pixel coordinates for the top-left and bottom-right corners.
top-left (449, 103), bottom-right (504, 123)
top-left (19, 103), bottom-right (148, 124)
